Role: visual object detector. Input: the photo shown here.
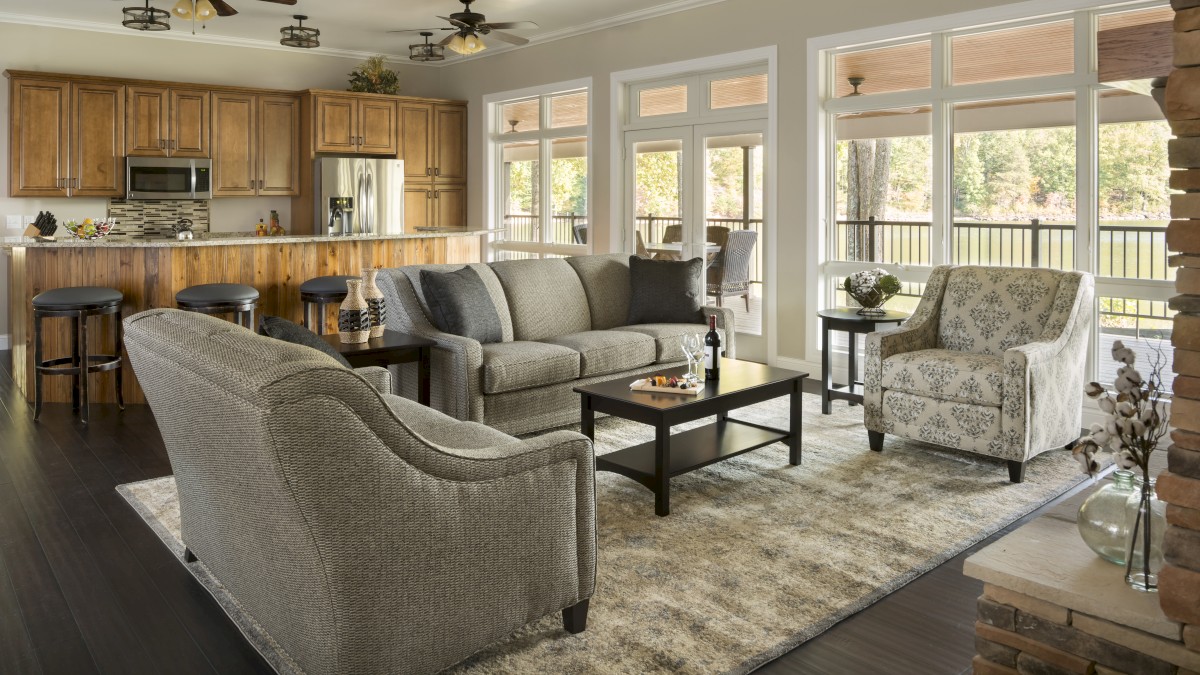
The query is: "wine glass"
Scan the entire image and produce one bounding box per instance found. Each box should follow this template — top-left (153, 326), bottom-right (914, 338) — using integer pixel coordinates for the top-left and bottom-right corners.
top-left (680, 334), bottom-right (697, 374)
top-left (681, 333), bottom-right (704, 380)
top-left (689, 333), bottom-right (706, 379)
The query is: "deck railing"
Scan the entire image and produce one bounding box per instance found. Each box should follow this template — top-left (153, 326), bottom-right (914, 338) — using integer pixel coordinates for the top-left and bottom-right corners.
top-left (834, 218), bottom-right (1170, 280)
top-left (634, 215), bottom-right (765, 284)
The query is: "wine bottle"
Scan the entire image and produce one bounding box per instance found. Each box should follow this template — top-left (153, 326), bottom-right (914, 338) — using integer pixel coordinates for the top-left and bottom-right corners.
top-left (704, 315), bottom-right (721, 381)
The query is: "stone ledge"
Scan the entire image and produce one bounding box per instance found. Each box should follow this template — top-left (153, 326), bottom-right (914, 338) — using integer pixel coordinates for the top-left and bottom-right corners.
top-left (1073, 613), bottom-right (1200, 670)
top-left (964, 514), bottom-right (1182, 640)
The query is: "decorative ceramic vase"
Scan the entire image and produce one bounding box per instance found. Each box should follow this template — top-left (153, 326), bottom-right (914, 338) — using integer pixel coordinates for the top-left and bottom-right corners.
top-left (362, 268), bottom-right (386, 339)
top-left (1124, 475), bottom-right (1166, 592)
top-left (1077, 469), bottom-right (1137, 565)
top-left (338, 279), bottom-right (371, 344)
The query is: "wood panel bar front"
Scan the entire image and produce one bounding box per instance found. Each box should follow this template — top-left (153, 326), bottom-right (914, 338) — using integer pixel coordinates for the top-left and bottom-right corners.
top-left (5, 233), bottom-right (481, 405)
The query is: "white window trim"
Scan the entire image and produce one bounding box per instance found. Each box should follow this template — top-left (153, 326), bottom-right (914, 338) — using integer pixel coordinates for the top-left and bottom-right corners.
top-left (483, 77), bottom-right (593, 258)
top-left (805, 0), bottom-right (1171, 421)
top-left (610, 46), bottom-right (778, 364)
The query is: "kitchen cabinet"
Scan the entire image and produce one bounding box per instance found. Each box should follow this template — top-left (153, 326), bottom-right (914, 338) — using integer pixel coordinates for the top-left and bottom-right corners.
top-left (8, 76), bottom-right (125, 198)
top-left (212, 92), bottom-right (299, 197)
top-left (126, 85), bottom-right (209, 157)
top-left (313, 93), bottom-right (398, 155)
top-left (401, 102), bottom-right (466, 183)
top-left (404, 184), bottom-right (465, 230)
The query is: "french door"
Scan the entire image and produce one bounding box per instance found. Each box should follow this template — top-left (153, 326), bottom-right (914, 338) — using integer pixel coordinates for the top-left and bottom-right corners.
top-left (625, 120), bottom-right (767, 359)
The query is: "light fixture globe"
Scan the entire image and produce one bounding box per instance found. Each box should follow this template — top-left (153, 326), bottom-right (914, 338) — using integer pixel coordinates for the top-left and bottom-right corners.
top-left (123, 0), bottom-right (170, 31)
top-left (409, 32), bottom-right (445, 62)
top-left (447, 33), bottom-right (468, 54)
top-left (280, 15), bottom-right (320, 49)
top-left (171, 0), bottom-right (192, 20)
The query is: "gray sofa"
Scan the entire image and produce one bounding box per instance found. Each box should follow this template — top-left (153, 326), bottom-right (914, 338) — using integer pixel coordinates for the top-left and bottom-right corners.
top-left (123, 308), bottom-right (596, 675)
top-left (377, 253), bottom-right (736, 435)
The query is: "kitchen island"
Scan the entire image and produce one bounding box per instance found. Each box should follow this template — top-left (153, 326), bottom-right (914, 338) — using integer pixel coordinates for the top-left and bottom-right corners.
top-left (2, 230), bottom-right (483, 405)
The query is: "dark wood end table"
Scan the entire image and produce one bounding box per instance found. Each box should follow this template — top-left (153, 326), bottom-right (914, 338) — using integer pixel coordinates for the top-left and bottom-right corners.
top-left (319, 329), bottom-right (435, 405)
top-left (575, 358), bottom-right (808, 517)
top-left (817, 307), bottom-right (909, 415)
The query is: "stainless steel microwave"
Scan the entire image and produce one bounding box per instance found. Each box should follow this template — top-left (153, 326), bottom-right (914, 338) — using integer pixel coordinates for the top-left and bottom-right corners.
top-left (126, 157), bottom-right (212, 200)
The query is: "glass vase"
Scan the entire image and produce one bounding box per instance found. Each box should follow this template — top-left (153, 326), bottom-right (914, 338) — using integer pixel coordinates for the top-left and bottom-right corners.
top-left (1124, 475), bottom-right (1166, 593)
top-left (1076, 469), bottom-right (1136, 565)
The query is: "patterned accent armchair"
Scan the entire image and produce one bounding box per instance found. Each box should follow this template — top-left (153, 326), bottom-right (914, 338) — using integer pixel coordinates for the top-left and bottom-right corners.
top-left (863, 265), bottom-right (1094, 482)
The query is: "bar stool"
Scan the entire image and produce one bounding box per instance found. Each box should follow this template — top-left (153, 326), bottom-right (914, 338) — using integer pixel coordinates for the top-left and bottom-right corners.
top-left (32, 286), bottom-right (124, 424)
top-left (176, 283), bottom-right (260, 329)
top-left (300, 275), bottom-right (355, 335)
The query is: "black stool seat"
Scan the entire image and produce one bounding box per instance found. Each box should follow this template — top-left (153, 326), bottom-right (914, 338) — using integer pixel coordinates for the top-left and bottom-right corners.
top-left (300, 275), bottom-right (356, 296)
top-left (176, 283), bottom-right (260, 305)
top-left (34, 286), bottom-right (123, 309)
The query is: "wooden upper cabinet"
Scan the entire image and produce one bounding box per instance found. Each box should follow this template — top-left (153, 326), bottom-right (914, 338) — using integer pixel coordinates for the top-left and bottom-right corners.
top-left (71, 82), bottom-right (125, 197)
top-left (401, 103), bottom-right (434, 181)
top-left (126, 86), bottom-right (207, 157)
top-left (126, 85), bottom-right (168, 156)
top-left (433, 105), bottom-right (466, 183)
top-left (258, 95), bottom-right (300, 196)
top-left (211, 92), bottom-right (257, 197)
top-left (313, 94), bottom-right (358, 153)
top-left (359, 99), bottom-right (398, 155)
top-left (9, 78), bottom-right (70, 197)
top-left (169, 88), bottom-right (209, 157)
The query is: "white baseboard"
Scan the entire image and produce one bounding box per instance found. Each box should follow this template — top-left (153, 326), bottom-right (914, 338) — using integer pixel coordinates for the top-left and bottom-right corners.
top-left (0, 333), bottom-right (9, 350)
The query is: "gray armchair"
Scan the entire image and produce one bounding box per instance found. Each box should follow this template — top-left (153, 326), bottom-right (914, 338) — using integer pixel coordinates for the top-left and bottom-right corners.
top-left (123, 309), bottom-right (596, 675)
top-left (864, 265), bottom-right (1094, 482)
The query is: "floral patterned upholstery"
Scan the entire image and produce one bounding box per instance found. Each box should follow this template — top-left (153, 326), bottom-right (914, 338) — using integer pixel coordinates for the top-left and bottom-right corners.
top-left (865, 265), bottom-right (1094, 471)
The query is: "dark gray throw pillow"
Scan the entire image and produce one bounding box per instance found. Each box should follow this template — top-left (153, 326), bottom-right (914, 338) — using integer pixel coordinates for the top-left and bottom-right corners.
top-left (627, 255), bottom-right (704, 325)
top-left (258, 315), bottom-right (352, 368)
top-left (420, 267), bottom-right (503, 344)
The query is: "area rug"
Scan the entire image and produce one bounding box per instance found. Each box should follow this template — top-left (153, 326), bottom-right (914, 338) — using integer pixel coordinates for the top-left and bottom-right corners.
top-left (117, 393), bottom-right (1086, 674)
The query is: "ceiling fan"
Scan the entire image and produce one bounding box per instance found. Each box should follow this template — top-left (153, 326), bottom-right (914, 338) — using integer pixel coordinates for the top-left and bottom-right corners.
top-left (389, 0), bottom-right (539, 55)
top-left (204, 0), bottom-right (296, 17)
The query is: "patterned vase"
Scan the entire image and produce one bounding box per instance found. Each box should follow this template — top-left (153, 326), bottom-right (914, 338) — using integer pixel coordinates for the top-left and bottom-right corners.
top-left (338, 279), bottom-right (371, 344)
top-left (362, 268), bottom-right (386, 339)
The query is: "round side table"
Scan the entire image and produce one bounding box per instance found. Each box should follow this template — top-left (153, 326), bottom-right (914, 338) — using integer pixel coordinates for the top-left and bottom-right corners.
top-left (817, 307), bottom-right (909, 414)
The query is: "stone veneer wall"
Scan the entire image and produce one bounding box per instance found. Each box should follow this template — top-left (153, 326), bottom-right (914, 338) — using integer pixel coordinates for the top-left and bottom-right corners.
top-left (1163, 0), bottom-right (1200, 651)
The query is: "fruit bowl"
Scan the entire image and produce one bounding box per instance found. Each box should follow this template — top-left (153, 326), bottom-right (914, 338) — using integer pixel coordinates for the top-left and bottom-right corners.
top-left (63, 218), bottom-right (115, 241)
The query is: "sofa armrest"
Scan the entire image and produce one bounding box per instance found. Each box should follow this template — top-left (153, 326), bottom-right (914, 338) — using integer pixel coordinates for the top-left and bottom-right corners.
top-left (701, 305), bottom-right (737, 359)
top-left (353, 366), bottom-right (391, 394)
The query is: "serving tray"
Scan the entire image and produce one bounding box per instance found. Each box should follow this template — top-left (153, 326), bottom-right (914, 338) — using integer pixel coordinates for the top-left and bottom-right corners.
top-left (630, 379), bottom-right (705, 396)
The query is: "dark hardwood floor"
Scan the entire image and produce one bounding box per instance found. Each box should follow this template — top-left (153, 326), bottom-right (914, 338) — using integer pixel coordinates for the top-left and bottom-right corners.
top-left (0, 350), bottom-right (1086, 674)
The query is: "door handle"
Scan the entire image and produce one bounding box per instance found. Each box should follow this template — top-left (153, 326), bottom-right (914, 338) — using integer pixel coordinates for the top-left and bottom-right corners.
top-left (72, 177), bottom-right (79, 189)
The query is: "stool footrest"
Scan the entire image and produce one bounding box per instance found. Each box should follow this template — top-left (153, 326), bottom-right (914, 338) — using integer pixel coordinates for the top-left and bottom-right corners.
top-left (37, 354), bottom-right (122, 375)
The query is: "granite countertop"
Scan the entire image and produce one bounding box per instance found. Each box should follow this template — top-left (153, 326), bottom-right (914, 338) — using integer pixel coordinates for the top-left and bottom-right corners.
top-left (0, 230), bottom-right (487, 249)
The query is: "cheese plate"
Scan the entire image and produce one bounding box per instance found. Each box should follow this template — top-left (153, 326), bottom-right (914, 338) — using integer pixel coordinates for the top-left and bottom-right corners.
top-left (630, 378), bottom-right (705, 396)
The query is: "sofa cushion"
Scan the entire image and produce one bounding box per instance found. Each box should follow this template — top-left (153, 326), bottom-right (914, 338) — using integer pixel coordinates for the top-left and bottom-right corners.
top-left (385, 264), bottom-right (515, 342)
top-left (421, 421), bottom-right (518, 449)
top-left (565, 254), bottom-right (631, 330)
top-left (490, 258), bottom-right (592, 341)
top-left (937, 266), bottom-right (1062, 356)
top-left (420, 267), bottom-right (503, 344)
top-left (881, 349), bottom-right (1004, 406)
top-left (542, 330), bottom-right (656, 377)
top-left (258, 315), bottom-right (352, 368)
top-left (627, 256), bottom-right (704, 325)
top-left (481, 341), bottom-right (581, 394)
top-left (617, 323), bottom-right (721, 363)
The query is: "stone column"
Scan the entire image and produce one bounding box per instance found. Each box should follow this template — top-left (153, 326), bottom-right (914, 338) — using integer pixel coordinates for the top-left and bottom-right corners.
top-left (1162, 0), bottom-right (1200, 649)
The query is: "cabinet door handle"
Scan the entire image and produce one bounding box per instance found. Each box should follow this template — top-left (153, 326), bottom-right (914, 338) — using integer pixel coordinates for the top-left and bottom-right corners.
top-left (158, 139), bottom-right (165, 150)
top-left (72, 177), bottom-right (79, 189)
top-left (434, 190), bottom-right (440, 199)
top-left (425, 190), bottom-right (431, 200)
top-left (434, 168), bottom-right (440, 177)
top-left (426, 167), bottom-right (432, 176)
top-left (259, 179), bottom-right (264, 190)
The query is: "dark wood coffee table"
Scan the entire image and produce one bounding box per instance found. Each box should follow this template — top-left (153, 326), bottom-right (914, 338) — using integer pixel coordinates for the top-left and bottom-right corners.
top-left (575, 359), bottom-right (808, 516)
top-left (319, 329), bottom-right (435, 405)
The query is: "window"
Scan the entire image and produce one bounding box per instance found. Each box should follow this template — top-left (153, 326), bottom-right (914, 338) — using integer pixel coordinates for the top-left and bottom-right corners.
top-left (488, 82), bottom-right (590, 260)
top-left (818, 3), bottom-right (1175, 390)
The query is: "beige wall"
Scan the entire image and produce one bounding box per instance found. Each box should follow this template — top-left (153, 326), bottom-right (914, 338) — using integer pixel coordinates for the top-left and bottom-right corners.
top-left (429, 0), bottom-right (1027, 364)
top-left (0, 22), bottom-right (442, 340)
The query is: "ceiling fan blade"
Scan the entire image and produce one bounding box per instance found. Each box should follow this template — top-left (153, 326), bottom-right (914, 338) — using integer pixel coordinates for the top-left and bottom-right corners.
top-left (438, 16), bottom-right (472, 30)
top-left (210, 0), bottom-right (238, 16)
top-left (387, 27), bottom-right (455, 33)
top-left (481, 21), bottom-right (539, 30)
top-left (484, 30), bottom-right (529, 46)
top-left (258, 0), bottom-right (298, 4)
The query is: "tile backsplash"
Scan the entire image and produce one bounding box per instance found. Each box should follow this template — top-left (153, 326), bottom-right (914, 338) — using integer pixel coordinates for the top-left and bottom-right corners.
top-left (106, 199), bottom-right (209, 238)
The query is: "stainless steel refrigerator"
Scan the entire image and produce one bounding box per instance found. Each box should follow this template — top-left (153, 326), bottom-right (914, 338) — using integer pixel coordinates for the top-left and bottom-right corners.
top-left (313, 158), bottom-right (404, 236)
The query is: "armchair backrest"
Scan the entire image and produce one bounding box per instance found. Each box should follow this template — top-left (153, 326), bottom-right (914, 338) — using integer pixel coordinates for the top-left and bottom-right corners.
top-left (935, 265), bottom-right (1072, 355)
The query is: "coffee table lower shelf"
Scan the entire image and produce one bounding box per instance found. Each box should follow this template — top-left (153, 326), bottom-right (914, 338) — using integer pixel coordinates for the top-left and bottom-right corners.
top-left (596, 419), bottom-right (789, 489)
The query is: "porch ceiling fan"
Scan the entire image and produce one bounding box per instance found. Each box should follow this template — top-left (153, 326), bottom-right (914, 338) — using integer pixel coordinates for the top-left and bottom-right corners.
top-left (388, 0), bottom-right (539, 55)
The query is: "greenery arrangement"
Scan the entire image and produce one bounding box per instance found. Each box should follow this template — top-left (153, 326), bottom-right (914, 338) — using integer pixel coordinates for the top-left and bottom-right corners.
top-left (842, 268), bottom-right (901, 315)
top-left (348, 56), bottom-right (400, 95)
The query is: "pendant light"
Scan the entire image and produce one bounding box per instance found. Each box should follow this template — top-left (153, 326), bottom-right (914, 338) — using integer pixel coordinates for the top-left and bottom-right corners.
top-left (409, 32), bottom-right (445, 62)
top-left (280, 15), bottom-right (320, 49)
top-left (122, 0), bottom-right (170, 31)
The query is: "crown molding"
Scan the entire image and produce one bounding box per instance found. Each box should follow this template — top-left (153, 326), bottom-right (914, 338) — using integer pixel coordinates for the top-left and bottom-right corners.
top-left (0, 0), bottom-right (733, 68)
top-left (0, 11), bottom-right (406, 63)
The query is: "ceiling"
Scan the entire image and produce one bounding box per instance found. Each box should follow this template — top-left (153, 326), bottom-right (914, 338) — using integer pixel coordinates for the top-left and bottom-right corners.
top-left (0, 0), bottom-right (726, 64)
